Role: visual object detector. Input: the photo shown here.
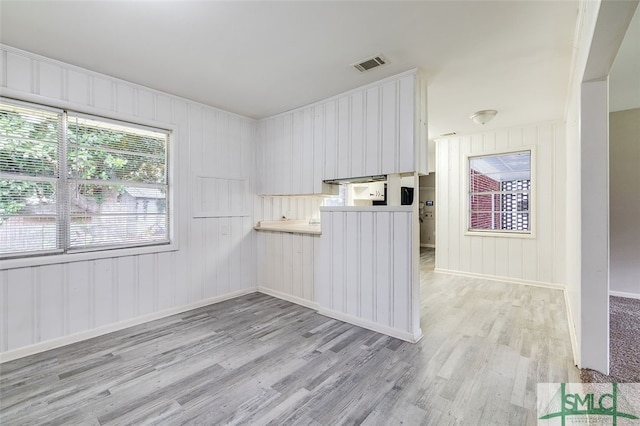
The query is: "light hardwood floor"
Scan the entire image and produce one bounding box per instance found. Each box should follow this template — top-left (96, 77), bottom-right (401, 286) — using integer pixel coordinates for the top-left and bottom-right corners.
top-left (0, 248), bottom-right (579, 425)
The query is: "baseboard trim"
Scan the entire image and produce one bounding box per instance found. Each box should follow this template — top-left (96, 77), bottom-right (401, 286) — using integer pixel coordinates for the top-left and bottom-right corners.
top-left (258, 287), bottom-right (319, 311)
top-left (433, 268), bottom-right (565, 290)
top-left (610, 290), bottom-right (640, 300)
top-left (317, 307), bottom-right (423, 344)
top-left (257, 288), bottom-right (423, 344)
top-left (563, 288), bottom-right (581, 368)
top-left (434, 267), bottom-right (579, 367)
top-left (420, 243), bottom-right (435, 248)
top-left (0, 287), bottom-right (258, 364)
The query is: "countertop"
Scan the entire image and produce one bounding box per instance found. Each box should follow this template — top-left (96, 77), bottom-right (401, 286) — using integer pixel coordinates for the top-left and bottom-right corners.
top-left (319, 205), bottom-right (414, 212)
top-left (254, 220), bottom-right (321, 235)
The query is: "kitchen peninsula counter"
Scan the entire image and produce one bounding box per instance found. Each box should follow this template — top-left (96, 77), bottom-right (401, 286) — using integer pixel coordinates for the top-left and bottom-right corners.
top-left (254, 220), bottom-right (321, 235)
top-left (320, 205), bottom-right (414, 213)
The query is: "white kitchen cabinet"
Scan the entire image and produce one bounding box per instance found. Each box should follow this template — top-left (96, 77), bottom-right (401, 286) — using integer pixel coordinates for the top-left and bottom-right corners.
top-left (257, 69), bottom-right (428, 195)
top-left (324, 70), bottom-right (427, 181)
top-left (258, 105), bottom-right (317, 195)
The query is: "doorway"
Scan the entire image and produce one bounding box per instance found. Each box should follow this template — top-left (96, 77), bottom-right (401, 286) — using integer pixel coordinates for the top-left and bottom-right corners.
top-left (419, 174), bottom-right (436, 249)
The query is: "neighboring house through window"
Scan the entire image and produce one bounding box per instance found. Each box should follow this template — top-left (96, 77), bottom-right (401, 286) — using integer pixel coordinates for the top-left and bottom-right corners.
top-left (0, 99), bottom-right (170, 259)
top-left (468, 150), bottom-right (531, 234)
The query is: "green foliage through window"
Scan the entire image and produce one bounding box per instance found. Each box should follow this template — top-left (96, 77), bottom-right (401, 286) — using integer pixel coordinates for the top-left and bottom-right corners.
top-left (0, 99), bottom-right (170, 258)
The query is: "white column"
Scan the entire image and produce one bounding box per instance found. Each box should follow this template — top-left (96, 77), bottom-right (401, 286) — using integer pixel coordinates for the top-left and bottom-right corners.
top-left (580, 79), bottom-right (609, 374)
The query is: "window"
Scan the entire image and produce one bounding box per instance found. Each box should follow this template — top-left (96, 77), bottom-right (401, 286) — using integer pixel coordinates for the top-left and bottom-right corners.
top-left (468, 150), bottom-right (531, 233)
top-left (0, 99), bottom-right (170, 259)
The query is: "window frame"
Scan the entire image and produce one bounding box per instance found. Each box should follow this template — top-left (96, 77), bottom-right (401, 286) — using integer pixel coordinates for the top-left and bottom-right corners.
top-left (0, 97), bottom-right (178, 269)
top-left (464, 147), bottom-right (536, 239)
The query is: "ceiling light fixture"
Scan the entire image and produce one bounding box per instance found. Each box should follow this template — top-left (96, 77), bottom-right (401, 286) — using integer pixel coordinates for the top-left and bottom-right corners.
top-left (470, 109), bottom-right (497, 125)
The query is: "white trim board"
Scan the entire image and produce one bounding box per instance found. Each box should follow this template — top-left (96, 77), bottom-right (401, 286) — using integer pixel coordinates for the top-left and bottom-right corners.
top-left (564, 287), bottom-right (580, 368)
top-left (0, 288), bottom-right (258, 364)
top-left (610, 291), bottom-right (640, 300)
top-left (257, 289), bottom-right (424, 344)
top-left (317, 307), bottom-right (423, 344)
top-left (433, 268), bottom-right (566, 290)
top-left (420, 243), bottom-right (435, 248)
top-left (257, 287), bottom-right (319, 311)
top-left (435, 267), bottom-right (578, 367)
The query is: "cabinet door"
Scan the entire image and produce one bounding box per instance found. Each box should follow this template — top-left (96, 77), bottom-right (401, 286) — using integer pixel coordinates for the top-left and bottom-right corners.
top-left (367, 74), bottom-right (416, 176)
top-left (291, 110), bottom-right (303, 195)
top-left (313, 104), bottom-right (325, 194)
top-left (398, 75), bottom-right (416, 173)
top-left (280, 115), bottom-right (293, 195)
top-left (364, 86), bottom-right (381, 177)
top-left (258, 118), bottom-right (274, 195)
top-left (380, 80), bottom-right (398, 174)
top-left (323, 100), bottom-right (338, 180)
top-left (337, 96), bottom-right (350, 179)
top-left (259, 116), bottom-right (287, 195)
top-left (302, 108), bottom-right (314, 194)
top-left (350, 92), bottom-right (365, 178)
top-left (273, 115), bottom-right (287, 194)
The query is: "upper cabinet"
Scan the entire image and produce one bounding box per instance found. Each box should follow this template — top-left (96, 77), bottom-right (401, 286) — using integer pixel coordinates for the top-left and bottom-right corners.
top-left (257, 69), bottom-right (428, 195)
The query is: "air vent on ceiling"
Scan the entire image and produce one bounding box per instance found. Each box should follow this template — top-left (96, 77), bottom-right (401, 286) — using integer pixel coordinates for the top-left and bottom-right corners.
top-left (353, 55), bottom-right (386, 72)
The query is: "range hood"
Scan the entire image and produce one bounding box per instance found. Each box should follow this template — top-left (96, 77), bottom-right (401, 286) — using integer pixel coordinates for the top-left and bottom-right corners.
top-left (323, 175), bottom-right (386, 185)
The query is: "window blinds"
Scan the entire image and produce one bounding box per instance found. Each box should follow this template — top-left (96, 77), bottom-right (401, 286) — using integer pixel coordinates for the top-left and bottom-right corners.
top-left (0, 102), bottom-right (63, 256)
top-left (66, 114), bottom-right (169, 251)
top-left (0, 99), bottom-right (170, 258)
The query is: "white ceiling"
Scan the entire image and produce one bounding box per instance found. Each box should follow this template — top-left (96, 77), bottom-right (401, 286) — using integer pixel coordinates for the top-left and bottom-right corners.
top-left (0, 1), bottom-right (579, 139)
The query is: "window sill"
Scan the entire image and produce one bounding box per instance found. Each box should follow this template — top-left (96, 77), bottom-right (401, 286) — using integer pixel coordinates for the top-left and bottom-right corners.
top-left (0, 242), bottom-right (179, 270)
top-left (465, 230), bottom-right (536, 239)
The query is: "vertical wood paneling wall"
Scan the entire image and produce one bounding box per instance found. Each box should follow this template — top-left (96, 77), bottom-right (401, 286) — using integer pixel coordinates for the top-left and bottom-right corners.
top-left (0, 46), bottom-right (257, 359)
top-left (256, 231), bottom-right (318, 308)
top-left (254, 195), bottom-right (325, 307)
top-left (256, 69), bottom-right (428, 195)
top-left (316, 207), bottom-right (422, 342)
top-left (435, 122), bottom-right (567, 287)
top-left (255, 196), bottom-right (325, 222)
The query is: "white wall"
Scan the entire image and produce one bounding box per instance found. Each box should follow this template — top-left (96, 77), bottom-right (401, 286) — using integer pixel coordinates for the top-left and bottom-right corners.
top-left (0, 45), bottom-right (257, 360)
top-left (609, 108), bottom-right (640, 297)
top-left (256, 196), bottom-right (324, 222)
top-left (434, 121), bottom-right (566, 287)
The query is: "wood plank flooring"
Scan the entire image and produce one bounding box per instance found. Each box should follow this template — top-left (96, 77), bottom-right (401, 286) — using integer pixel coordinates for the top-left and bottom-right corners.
top-left (0, 248), bottom-right (579, 425)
